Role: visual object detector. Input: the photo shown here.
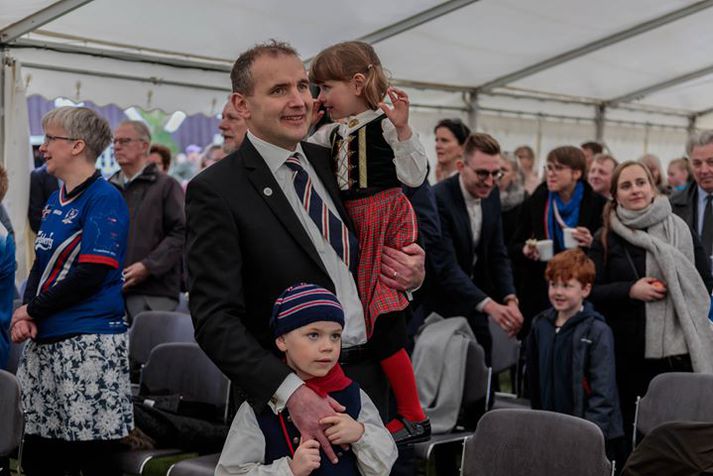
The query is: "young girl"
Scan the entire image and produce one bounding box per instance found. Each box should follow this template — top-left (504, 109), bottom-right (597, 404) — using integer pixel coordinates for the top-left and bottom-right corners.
top-left (308, 41), bottom-right (429, 444)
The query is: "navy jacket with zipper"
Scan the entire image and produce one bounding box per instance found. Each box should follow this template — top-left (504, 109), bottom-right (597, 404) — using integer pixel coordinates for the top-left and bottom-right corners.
top-left (527, 301), bottom-right (623, 440)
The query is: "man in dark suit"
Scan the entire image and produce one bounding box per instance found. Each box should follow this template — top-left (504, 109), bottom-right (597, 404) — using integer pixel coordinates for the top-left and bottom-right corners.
top-left (671, 130), bottom-right (713, 261)
top-left (185, 41), bottom-right (424, 465)
top-left (431, 132), bottom-right (523, 364)
top-left (27, 163), bottom-right (59, 233)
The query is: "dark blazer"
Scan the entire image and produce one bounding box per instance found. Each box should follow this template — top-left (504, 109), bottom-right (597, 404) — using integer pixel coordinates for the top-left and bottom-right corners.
top-left (510, 181), bottom-right (607, 324)
top-left (186, 138), bottom-right (354, 411)
top-left (430, 174), bottom-right (515, 318)
top-left (670, 181), bottom-right (699, 233)
top-left (28, 164), bottom-right (59, 233)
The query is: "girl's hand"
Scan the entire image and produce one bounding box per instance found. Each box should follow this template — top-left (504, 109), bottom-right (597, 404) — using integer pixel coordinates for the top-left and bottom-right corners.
top-left (311, 99), bottom-right (325, 128)
top-left (379, 87), bottom-right (412, 141)
top-left (289, 439), bottom-right (321, 476)
top-left (11, 305), bottom-right (37, 343)
top-left (320, 413), bottom-right (365, 446)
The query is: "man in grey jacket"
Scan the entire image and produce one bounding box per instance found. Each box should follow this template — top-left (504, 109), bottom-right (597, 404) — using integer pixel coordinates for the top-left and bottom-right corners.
top-left (110, 120), bottom-right (185, 322)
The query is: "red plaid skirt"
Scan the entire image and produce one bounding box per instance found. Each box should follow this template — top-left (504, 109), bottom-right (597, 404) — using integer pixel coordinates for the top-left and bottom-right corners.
top-left (345, 188), bottom-right (418, 338)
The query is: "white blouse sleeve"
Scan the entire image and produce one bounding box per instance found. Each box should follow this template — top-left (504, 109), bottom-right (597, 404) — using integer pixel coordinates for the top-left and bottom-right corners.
top-left (381, 120), bottom-right (428, 188)
top-left (350, 389), bottom-right (399, 476)
top-left (215, 402), bottom-right (294, 476)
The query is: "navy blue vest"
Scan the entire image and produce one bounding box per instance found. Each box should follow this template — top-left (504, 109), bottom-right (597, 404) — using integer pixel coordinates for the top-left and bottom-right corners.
top-left (330, 115), bottom-right (400, 200)
top-left (256, 381), bottom-right (362, 475)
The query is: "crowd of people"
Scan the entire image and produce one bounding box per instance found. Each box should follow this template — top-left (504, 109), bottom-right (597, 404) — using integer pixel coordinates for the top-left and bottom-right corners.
top-left (2, 38), bottom-right (713, 475)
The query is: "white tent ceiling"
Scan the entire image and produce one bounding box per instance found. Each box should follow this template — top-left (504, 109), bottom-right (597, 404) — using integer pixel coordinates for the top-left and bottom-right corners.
top-left (2, 0), bottom-right (713, 128)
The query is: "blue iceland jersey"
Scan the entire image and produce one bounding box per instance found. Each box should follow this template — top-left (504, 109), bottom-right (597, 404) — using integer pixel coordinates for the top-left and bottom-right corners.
top-left (33, 177), bottom-right (129, 339)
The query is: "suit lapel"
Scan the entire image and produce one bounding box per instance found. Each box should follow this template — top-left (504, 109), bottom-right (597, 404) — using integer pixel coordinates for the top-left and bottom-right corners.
top-left (240, 139), bottom-right (329, 276)
top-left (448, 175), bottom-right (474, 260)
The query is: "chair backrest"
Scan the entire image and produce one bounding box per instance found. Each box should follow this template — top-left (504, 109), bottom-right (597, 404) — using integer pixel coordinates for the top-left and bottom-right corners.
top-left (462, 409), bottom-right (612, 476)
top-left (0, 369), bottom-right (23, 456)
top-left (129, 311), bottom-right (195, 366)
top-left (462, 340), bottom-right (491, 410)
top-left (636, 372), bottom-right (713, 437)
top-left (141, 342), bottom-right (230, 412)
top-left (488, 319), bottom-right (520, 375)
top-left (175, 292), bottom-right (190, 315)
top-left (4, 340), bottom-right (26, 374)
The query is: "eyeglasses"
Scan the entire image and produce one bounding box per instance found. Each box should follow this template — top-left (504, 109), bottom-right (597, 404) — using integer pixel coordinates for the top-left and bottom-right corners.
top-left (43, 134), bottom-right (78, 145)
top-left (464, 164), bottom-right (503, 181)
top-left (112, 138), bottom-right (143, 146)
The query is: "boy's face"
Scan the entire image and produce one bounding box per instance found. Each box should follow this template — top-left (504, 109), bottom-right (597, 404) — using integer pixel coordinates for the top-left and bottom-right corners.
top-left (548, 277), bottom-right (591, 317)
top-left (275, 321), bottom-right (343, 380)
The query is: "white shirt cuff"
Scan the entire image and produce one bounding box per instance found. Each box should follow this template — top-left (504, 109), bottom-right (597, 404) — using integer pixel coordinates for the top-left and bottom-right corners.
top-left (269, 373), bottom-right (304, 414)
top-left (476, 297), bottom-right (492, 313)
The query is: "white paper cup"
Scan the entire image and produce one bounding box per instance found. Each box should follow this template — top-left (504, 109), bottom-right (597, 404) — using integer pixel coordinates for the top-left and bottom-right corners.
top-left (563, 228), bottom-right (578, 249)
top-left (536, 239), bottom-right (554, 261)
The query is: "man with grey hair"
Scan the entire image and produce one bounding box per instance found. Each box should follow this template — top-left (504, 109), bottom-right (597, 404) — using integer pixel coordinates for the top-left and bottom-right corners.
top-left (218, 99), bottom-right (248, 154)
top-left (109, 120), bottom-right (186, 322)
top-left (671, 130), bottom-right (713, 260)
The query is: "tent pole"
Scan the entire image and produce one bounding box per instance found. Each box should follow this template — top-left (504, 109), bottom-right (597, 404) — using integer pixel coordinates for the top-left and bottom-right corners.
top-left (467, 91), bottom-right (479, 131)
top-left (0, 48), bottom-right (6, 168)
top-left (687, 115), bottom-right (697, 135)
top-left (595, 104), bottom-right (606, 142)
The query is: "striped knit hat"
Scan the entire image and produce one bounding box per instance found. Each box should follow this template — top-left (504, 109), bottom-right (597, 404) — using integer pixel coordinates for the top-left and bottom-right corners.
top-left (270, 283), bottom-right (345, 338)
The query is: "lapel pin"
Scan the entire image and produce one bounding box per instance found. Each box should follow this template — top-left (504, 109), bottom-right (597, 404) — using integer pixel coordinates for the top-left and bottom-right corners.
top-left (263, 187), bottom-right (273, 196)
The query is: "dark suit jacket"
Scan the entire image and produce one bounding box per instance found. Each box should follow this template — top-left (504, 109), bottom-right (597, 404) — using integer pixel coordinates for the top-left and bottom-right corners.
top-left (186, 138), bottom-right (355, 411)
top-left (670, 182), bottom-right (699, 233)
top-left (28, 164), bottom-right (59, 233)
top-left (430, 174), bottom-right (515, 318)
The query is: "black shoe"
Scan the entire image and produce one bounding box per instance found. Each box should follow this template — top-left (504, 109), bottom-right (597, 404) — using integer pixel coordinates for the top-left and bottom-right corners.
top-left (391, 416), bottom-right (431, 445)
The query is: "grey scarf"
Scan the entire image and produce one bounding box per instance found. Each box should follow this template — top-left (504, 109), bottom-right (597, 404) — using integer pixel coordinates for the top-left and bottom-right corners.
top-left (610, 196), bottom-right (713, 373)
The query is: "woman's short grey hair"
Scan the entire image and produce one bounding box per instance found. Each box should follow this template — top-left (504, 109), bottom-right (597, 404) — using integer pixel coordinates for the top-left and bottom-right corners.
top-left (687, 130), bottom-right (713, 156)
top-left (42, 106), bottom-right (112, 160)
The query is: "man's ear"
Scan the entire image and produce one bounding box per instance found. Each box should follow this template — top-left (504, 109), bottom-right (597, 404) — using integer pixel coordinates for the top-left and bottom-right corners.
top-left (455, 158), bottom-right (466, 172)
top-left (352, 73), bottom-right (366, 96)
top-left (231, 92), bottom-right (250, 120)
top-left (275, 335), bottom-right (288, 352)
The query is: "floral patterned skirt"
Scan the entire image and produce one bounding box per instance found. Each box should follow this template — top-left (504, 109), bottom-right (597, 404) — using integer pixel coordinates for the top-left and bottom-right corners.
top-left (16, 333), bottom-right (134, 441)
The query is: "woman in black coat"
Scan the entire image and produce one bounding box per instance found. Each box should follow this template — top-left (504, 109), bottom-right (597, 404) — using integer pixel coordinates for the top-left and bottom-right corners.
top-left (589, 161), bottom-right (713, 447)
top-left (511, 146), bottom-right (607, 333)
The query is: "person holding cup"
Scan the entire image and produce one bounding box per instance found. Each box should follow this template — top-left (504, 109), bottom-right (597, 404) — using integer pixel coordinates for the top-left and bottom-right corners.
top-left (589, 161), bottom-right (713, 448)
top-left (511, 146), bottom-right (607, 332)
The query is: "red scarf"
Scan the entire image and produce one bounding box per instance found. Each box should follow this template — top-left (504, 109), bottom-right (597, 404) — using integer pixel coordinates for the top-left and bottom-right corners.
top-left (304, 363), bottom-right (352, 398)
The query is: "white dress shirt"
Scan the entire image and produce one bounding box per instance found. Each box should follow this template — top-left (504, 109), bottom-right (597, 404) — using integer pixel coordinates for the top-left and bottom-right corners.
top-left (247, 132), bottom-right (367, 412)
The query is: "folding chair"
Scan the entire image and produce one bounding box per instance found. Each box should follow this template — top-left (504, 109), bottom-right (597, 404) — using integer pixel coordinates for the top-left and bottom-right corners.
top-left (128, 311), bottom-right (195, 383)
top-left (167, 452), bottom-right (220, 476)
top-left (0, 370), bottom-right (24, 474)
top-left (113, 342), bottom-right (230, 475)
top-left (462, 409), bottom-right (614, 476)
top-left (414, 340), bottom-right (491, 472)
top-left (4, 340), bottom-right (26, 374)
top-left (175, 292), bottom-right (190, 315)
top-left (633, 372), bottom-right (713, 447)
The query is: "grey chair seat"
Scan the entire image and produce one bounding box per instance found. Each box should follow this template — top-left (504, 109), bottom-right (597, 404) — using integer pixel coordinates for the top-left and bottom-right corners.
top-left (4, 340), bottom-right (26, 374)
top-left (462, 409), bottom-right (613, 476)
top-left (0, 370), bottom-right (23, 457)
top-left (129, 311), bottom-right (195, 369)
top-left (167, 453), bottom-right (220, 476)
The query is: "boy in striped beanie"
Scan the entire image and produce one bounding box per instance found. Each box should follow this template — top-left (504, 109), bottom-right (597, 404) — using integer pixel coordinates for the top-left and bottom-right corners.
top-left (216, 284), bottom-right (397, 476)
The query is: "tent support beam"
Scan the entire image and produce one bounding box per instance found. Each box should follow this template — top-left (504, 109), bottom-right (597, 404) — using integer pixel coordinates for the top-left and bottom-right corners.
top-left (477, 0), bottom-right (713, 92)
top-left (606, 64), bottom-right (713, 106)
top-left (357, 0), bottom-right (480, 45)
top-left (0, 49), bottom-right (7, 168)
top-left (695, 106), bottom-right (713, 118)
top-left (21, 62), bottom-right (231, 93)
top-left (688, 116), bottom-right (698, 134)
top-left (595, 104), bottom-right (606, 141)
top-left (0, 0), bottom-right (94, 45)
top-left (466, 92), bottom-right (479, 130)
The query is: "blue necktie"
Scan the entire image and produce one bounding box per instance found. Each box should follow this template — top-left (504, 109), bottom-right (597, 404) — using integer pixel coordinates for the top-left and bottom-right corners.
top-left (285, 154), bottom-right (359, 272)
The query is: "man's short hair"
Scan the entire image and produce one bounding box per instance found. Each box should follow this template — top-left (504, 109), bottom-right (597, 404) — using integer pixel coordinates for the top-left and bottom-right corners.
top-left (592, 153), bottom-right (618, 169)
top-left (464, 132), bottom-right (501, 159)
top-left (42, 106), bottom-right (112, 161)
top-left (686, 130), bottom-right (713, 156)
top-left (230, 40), bottom-right (299, 95)
top-left (118, 120), bottom-right (151, 143)
top-left (581, 141), bottom-right (604, 155)
top-left (545, 249), bottom-right (595, 287)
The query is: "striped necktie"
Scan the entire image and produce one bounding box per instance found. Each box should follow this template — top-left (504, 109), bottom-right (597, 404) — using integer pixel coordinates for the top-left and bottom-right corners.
top-left (285, 154), bottom-right (359, 272)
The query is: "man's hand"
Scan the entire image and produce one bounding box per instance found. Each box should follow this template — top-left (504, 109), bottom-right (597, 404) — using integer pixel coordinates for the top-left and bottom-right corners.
top-left (123, 262), bottom-right (150, 289)
top-left (380, 243), bottom-right (425, 291)
top-left (11, 305), bottom-right (37, 343)
top-left (484, 300), bottom-right (523, 337)
top-left (287, 385), bottom-right (345, 464)
top-left (289, 438), bottom-right (321, 476)
top-left (320, 413), bottom-right (365, 446)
